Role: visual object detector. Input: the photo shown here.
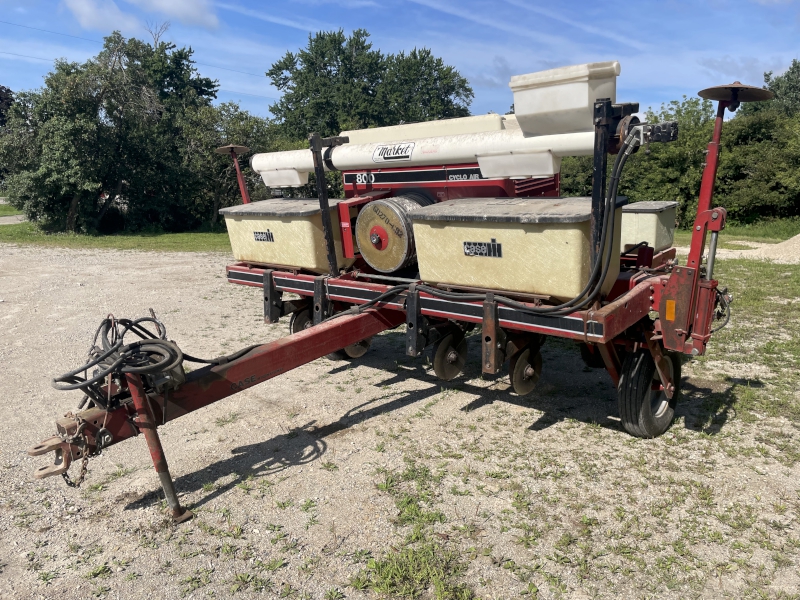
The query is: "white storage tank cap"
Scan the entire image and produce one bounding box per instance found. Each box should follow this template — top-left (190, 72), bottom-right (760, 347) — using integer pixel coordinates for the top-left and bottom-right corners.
top-left (510, 61), bottom-right (621, 137)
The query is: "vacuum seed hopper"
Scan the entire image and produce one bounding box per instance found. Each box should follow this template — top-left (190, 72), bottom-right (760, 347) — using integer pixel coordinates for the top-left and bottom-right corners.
top-left (28, 63), bottom-right (772, 523)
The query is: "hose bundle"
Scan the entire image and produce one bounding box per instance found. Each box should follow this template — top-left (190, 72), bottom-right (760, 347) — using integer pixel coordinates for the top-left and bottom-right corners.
top-left (52, 315), bottom-right (184, 409)
top-left (53, 313), bottom-right (261, 410)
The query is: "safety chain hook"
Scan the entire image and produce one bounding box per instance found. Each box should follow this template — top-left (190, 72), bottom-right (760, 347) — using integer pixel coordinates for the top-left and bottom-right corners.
top-left (59, 415), bottom-right (92, 488)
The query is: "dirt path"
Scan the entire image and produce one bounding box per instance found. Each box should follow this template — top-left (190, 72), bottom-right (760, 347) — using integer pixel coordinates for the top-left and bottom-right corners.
top-left (676, 233), bottom-right (800, 264)
top-left (0, 215), bottom-right (26, 225)
top-left (0, 245), bottom-right (798, 599)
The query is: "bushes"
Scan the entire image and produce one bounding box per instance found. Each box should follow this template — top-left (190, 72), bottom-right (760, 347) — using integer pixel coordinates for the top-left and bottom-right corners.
top-left (562, 94), bottom-right (800, 228)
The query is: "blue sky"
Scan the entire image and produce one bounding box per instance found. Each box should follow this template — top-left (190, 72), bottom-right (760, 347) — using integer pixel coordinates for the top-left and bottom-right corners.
top-left (1, 0), bottom-right (798, 120)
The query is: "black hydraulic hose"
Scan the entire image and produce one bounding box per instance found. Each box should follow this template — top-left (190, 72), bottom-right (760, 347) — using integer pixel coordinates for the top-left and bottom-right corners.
top-left (323, 285), bottom-right (410, 323)
top-left (52, 313), bottom-right (259, 409)
top-left (182, 345), bottom-right (263, 365)
top-left (416, 130), bottom-right (638, 317)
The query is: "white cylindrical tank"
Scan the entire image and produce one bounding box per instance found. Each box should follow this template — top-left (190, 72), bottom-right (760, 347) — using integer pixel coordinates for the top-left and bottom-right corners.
top-left (250, 129), bottom-right (595, 188)
top-left (249, 61), bottom-right (622, 187)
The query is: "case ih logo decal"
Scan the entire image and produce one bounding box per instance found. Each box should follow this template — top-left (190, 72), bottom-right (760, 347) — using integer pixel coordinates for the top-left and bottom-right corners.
top-left (254, 230), bottom-right (275, 242)
top-left (372, 142), bottom-right (415, 163)
top-left (463, 238), bottom-right (502, 258)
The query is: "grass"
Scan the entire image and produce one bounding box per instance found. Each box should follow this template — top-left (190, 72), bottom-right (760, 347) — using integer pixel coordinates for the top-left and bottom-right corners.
top-left (3, 214), bottom-right (797, 256)
top-left (673, 216), bottom-right (800, 246)
top-left (0, 222), bottom-right (232, 253)
top-left (689, 258), bottom-right (800, 422)
top-left (0, 204), bottom-right (24, 217)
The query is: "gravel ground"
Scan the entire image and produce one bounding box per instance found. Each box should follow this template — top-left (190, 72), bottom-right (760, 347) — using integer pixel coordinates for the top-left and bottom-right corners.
top-left (0, 215), bottom-right (26, 225)
top-left (676, 234), bottom-right (800, 264)
top-left (0, 245), bottom-right (798, 600)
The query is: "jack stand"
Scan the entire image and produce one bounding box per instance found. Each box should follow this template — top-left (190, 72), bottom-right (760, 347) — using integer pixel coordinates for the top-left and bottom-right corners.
top-left (126, 374), bottom-right (193, 523)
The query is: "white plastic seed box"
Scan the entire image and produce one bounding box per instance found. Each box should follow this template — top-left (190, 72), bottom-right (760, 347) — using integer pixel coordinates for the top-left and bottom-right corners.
top-left (620, 201), bottom-right (678, 252)
top-left (509, 61), bottom-right (620, 137)
top-left (220, 198), bottom-right (355, 273)
top-left (410, 197), bottom-right (625, 301)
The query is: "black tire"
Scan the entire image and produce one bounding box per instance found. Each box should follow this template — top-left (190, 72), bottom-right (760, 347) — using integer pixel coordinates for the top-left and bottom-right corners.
top-left (327, 337), bottom-right (372, 360)
top-left (618, 349), bottom-right (681, 438)
top-left (289, 310), bottom-right (313, 334)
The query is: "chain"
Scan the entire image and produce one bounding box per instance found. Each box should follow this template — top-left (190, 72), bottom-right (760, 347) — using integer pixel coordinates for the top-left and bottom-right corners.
top-left (60, 415), bottom-right (92, 488)
top-left (62, 451), bottom-right (89, 488)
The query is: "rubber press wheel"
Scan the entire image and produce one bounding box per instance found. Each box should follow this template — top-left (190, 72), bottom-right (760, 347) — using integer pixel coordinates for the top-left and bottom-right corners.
top-left (290, 309), bottom-right (372, 360)
top-left (618, 349), bottom-right (681, 438)
top-left (432, 331), bottom-right (467, 381)
top-left (509, 346), bottom-right (543, 396)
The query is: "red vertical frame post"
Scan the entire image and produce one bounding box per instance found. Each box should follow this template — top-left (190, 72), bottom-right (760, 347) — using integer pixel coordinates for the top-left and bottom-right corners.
top-left (126, 374), bottom-right (193, 523)
top-left (216, 145), bottom-right (252, 205)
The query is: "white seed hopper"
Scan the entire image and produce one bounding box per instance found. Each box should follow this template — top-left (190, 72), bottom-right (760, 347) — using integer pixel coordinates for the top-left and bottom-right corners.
top-left (220, 199), bottom-right (355, 273)
top-left (410, 197), bottom-right (626, 300)
top-left (621, 201), bottom-right (678, 252)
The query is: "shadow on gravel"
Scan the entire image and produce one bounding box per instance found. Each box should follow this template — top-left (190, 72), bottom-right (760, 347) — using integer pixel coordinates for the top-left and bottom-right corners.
top-left (678, 376), bottom-right (762, 435)
top-left (124, 332), bottom-right (744, 511)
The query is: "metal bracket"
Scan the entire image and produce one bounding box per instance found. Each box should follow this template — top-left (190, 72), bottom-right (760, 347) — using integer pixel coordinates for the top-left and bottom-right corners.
top-left (482, 294), bottom-right (506, 374)
top-left (263, 269), bottom-right (282, 324)
top-left (313, 276), bottom-right (331, 325)
top-left (309, 133), bottom-right (351, 277)
top-left (644, 332), bottom-right (674, 399)
top-left (405, 284), bottom-right (428, 356)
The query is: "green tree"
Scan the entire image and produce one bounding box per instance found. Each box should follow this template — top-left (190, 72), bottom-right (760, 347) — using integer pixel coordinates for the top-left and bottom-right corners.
top-left (714, 108), bottom-right (800, 222)
top-left (266, 29), bottom-right (473, 138)
top-left (0, 85), bottom-right (13, 127)
top-left (562, 96), bottom-right (717, 225)
top-left (741, 59), bottom-right (800, 118)
top-left (379, 48), bottom-right (472, 124)
top-left (178, 102), bottom-right (276, 226)
top-left (0, 31), bottom-right (221, 232)
top-left (267, 29), bottom-right (385, 138)
top-left (617, 96), bottom-right (716, 226)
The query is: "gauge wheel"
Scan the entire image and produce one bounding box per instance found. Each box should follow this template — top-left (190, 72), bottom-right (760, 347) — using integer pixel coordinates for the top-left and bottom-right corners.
top-left (509, 345), bottom-right (543, 396)
top-left (291, 309), bottom-right (372, 360)
top-left (432, 331), bottom-right (468, 381)
top-left (289, 309), bottom-right (313, 334)
top-left (618, 349), bottom-right (681, 438)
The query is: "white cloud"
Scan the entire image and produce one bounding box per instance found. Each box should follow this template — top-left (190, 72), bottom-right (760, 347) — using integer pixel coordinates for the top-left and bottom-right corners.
top-left (697, 55), bottom-right (787, 85)
top-left (407, 0), bottom-right (571, 48)
top-left (215, 2), bottom-right (325, 31)
top-left (63, 0), bottom-right (139, 32)
top-left (504, 0), bottom-right (649, 51)
top-left (293, 0), bottom-right (378, 6)
top-left (124, 0), bottom-right (219, 28)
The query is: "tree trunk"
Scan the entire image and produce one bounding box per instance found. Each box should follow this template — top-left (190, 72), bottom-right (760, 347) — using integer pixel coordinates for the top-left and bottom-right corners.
top-left (66, 193), bottom-right (81, 232)
top-left (97, 178), bottom-right (124, 224)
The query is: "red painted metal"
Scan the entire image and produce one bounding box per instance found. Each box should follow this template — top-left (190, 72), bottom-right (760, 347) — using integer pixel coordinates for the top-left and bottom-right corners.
top-left (341, 163), bottom-right (559, 200)
top-left (28, 307), bottom-right (406, 475)
top-left (337, 191), bottom-right (392, 258)
top-left (127, 374), bottom-right (169, 475)
top-left (127, 373), bottom-right (192, 521)
top-left (597, 342), bottom-right (621, 387)
top-left (230, 149), bottom-right (252, 205)
top-left (690, 279), bottom-right (719, 356)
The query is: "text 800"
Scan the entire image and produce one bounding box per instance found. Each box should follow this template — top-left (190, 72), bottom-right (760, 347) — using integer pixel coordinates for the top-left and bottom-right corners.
top-left (354, 173), bottom-right (376, 184)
